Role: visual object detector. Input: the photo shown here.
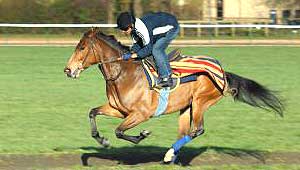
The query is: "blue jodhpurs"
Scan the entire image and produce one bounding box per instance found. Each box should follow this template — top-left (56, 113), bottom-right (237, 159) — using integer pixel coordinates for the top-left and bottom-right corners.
top-left (152, 27), bottom-right (180, 78)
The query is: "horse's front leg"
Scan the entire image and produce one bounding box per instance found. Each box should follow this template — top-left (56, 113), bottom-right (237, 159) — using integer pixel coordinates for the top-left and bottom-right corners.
top-left (115, 112), bottom-right (151, 144)
top-left (89, 103), bottom-right (124, 147)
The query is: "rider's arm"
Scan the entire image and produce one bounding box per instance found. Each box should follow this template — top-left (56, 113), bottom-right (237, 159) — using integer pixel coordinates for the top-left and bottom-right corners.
top-left (135, 43), bottom-right (153, 59)
top-left (131, 43), bottom-right (141, 52)
top-left (133, 18), bottom-right (153, 59)
top-left (133, 29), bottom-right (153, 59)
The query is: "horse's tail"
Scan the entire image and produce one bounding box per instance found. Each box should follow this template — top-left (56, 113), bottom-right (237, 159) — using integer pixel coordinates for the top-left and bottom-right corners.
top-left (225, 72), bottom-right (284, 117)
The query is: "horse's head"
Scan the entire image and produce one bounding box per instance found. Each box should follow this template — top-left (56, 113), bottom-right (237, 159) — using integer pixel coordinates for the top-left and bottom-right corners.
top-left (64, 28), bottom-right (100, 78)
top-left (64, 28), bottom-right (129, 79)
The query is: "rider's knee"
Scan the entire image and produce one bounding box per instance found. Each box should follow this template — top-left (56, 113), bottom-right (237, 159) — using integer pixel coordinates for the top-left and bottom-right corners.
top-left (152, 48), bottom-right (160, 57)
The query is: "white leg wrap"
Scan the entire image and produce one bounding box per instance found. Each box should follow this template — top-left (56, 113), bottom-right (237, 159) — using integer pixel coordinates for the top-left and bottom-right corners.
top-left (163, 148), bottom-right (175, 163)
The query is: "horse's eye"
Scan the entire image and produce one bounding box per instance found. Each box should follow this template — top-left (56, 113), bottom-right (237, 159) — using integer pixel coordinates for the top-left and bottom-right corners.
top-left (79, 46), bottom-right (85, 51)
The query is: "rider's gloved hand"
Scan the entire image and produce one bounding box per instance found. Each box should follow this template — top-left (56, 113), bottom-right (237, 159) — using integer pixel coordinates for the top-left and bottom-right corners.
top-left (122, 53), bottom-right (132, 61)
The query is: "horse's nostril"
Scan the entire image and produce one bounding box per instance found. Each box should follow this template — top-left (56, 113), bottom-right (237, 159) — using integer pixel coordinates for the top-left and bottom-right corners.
top-left (64, 67), bottom-right (70, 73)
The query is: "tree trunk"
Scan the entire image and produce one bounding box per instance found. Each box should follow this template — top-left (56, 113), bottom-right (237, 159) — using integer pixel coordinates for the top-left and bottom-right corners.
top-left (133, 0), bottom-right (143, 17)
top-left (107, 0), bottom-right (115, 24)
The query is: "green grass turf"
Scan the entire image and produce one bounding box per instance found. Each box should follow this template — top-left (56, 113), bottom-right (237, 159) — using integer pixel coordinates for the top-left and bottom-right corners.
top-left (0, 46), bottom-right (299, 156)
top-left (2, 28), bottom-right (300, 40)
top-left (69, 165), bottom-right (300, 170)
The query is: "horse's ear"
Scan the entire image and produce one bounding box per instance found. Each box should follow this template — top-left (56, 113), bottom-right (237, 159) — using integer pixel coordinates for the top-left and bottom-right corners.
top-left (91, 27), bottom-right (100, 35)
top-left (96, 27), bottom-right (101, 33)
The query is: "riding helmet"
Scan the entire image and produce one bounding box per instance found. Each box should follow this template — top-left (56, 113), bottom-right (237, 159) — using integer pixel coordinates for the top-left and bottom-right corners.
top-left (117, 12), bottom-right (135, 31)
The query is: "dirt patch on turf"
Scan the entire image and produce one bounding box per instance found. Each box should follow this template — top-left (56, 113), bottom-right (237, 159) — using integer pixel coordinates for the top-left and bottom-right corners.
top-left (1, 146), bottom-right (300, 169)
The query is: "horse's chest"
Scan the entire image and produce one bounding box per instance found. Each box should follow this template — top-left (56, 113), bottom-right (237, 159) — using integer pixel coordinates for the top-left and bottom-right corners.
top-left (106, 86), bottom-right (128, 112)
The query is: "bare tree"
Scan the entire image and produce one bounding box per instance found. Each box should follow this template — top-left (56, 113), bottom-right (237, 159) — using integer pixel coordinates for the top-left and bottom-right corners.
top-left (107, 0), bottom-right (115, 23)
top-left (119, 0), bottom-right (131, 11)
top-left (132, 0), bottom-right (143, 17)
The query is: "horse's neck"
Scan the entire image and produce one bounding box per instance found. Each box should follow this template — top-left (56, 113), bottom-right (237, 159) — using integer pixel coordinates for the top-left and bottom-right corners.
top-left (102, 45), bottom-right (143, 85)
top-left (113, 61), bottom-right (143, 85)
top-left (105, 61), bottom-right (144, 110)
top-left (99, 40), bottom-right (143, 90)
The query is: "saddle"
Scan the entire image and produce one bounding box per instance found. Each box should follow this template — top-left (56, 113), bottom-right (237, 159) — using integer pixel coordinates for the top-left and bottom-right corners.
top-left (142, 49), bottom-right (226, 93)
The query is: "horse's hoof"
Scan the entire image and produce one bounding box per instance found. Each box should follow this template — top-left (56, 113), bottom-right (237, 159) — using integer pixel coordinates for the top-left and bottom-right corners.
top-left (101, 138), bottom-right (110, 148)
top-left (140, 130), bottom-right (151, 137)
top-left (163, 148), bottom-right (176, 163)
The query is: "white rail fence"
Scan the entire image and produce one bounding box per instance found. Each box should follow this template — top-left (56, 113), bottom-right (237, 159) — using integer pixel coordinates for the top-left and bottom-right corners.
top-left (1, 24), bottom-right (300, 46)
top-left (1, 23), bottom-right (300, 36)
top-left (1, 23), bottom-right (300, 28)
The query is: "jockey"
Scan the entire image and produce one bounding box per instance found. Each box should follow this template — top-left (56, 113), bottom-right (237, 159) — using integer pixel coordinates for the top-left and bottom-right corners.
top-left (117, 12), bottom-right (180, 88)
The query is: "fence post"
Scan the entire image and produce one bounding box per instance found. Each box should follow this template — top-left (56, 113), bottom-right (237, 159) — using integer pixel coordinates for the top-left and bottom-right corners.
top-left (264, 21), bottom-right (269, 37)
top-left (197, 22), bottom-right (202, 37)
top-left (248, 27), bottom-right (252, 37)
top-left (180, 26), bottom-right (184, 38)
top-left (214, 22), bottom-right (219, 37)
top-left (3, 27), bottom-right (8, 45)
top-left (231, 21), bottom-right (236, 37)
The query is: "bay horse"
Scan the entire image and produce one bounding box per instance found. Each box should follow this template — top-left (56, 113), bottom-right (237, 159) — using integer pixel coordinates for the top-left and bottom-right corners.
top-left (64, 28), bottom-right (283, 163)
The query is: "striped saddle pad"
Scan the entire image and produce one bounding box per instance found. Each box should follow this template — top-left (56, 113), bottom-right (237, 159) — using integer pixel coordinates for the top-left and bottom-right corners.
top-left (146, 55), bottom-right (226, 92)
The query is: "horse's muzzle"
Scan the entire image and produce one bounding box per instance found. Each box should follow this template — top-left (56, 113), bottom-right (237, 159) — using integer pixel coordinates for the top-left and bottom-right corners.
top-left (64, 67), bottom-right (82, 78)
top-left (64, 67), bottom-right (73, 78)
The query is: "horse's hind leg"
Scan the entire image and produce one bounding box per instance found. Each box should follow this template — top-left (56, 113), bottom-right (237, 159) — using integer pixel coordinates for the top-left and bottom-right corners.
top-left (89, 103), bottom-right (124, 147)
top-left (163, 107), bottom-right (192, 163)
top-left (178, 107), bottom-right (192, 138)
top-left (163, 97), bottom-right (219, 163)
top-left (164, 79), bottom-right (223, 163)
top-left (115, 113), bottom-right (151, 144)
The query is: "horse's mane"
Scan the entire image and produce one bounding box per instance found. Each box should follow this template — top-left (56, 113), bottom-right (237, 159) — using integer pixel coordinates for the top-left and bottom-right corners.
top-left (95, 31), bottom-right (130, 53)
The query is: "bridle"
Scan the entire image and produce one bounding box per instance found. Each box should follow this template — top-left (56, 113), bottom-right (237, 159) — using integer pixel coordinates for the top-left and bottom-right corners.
top-left (80, 36), bottom-right (123, 81)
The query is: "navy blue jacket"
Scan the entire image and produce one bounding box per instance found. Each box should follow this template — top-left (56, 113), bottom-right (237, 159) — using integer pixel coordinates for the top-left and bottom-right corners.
top-left (131, 12), bottom-right (179, 58)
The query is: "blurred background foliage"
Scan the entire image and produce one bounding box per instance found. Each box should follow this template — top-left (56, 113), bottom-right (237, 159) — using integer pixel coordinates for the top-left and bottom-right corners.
top-left (0, 0), bottom-right (204, 23)
top-left (0, 0), bottom-right (300, 37)
top-left (0, 0), bottom-right (204, 34)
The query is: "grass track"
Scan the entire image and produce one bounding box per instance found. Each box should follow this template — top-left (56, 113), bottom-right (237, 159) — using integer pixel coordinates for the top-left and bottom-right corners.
top-left (0, 46), bottom-right (299, 169)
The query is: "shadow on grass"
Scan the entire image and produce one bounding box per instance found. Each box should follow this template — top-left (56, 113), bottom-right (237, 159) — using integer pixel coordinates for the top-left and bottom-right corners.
top-left (80, 145), bottom-right (267, 166)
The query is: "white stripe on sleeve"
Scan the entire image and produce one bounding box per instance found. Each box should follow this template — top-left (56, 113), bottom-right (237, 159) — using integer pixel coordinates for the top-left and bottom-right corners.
top-left (134, 18), bottom-right (150, 45)
top-left (153, 25), bottom-right (174, 35)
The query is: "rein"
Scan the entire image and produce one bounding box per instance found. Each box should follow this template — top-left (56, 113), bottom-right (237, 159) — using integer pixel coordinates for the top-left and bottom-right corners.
top-left (84, 37), bottom-right (123, 81)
